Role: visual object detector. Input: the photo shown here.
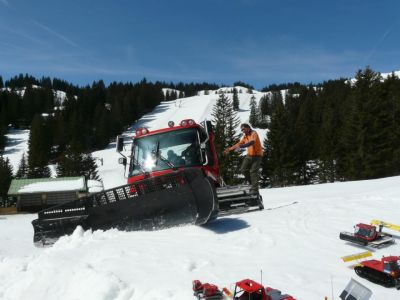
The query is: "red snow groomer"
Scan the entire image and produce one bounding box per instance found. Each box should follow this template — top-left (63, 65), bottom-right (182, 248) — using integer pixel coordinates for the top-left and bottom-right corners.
top-left (355, 255), bottom-right (400, 289)
top-left (192, 280), bottom-right (224, 300)
top-left (230, 279), bottom-right (295, 300)
top-left (32, 120), bottom-right (263, 245)
top-left (339, 223), bottom-right (395, 248)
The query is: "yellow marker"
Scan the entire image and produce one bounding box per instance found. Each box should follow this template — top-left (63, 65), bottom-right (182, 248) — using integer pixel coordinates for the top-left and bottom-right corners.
top-left (371, 220), bottom-right (400, 232)
top-left (341, 251), bottom-right (372, 263)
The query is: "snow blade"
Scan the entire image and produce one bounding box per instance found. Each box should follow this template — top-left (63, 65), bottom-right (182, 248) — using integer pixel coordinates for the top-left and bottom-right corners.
top-left (339, 232), bottom-right (369, 246)
top-left (32, 168), bottom-right (218, 246)
top-left (341, 251), bottom-right (373, 263)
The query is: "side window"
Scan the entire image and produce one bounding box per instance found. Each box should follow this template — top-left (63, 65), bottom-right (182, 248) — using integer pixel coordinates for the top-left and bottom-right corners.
top-left (384, 262), bottom-right (390, 273)
top-left (370, 228), bottom-right (376, 237)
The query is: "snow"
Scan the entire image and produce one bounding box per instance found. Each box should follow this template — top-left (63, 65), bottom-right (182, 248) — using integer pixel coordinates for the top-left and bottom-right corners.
top-left (3, 129), bottom-right (29, 174)
top-left (2, 86), bottom-right (400, 299)
top-left (17, 178), bottom-right (85, 193)
top-left (87, 180), bottom-right (104, 193)
top-left (380, 71), bottom-right (400, 80)
top-left (1, 176), bottom-right (400, 299)
top-left (53, 90), bottom-right (67, 104)
top-left (162, 88), bottom-right (182, 97)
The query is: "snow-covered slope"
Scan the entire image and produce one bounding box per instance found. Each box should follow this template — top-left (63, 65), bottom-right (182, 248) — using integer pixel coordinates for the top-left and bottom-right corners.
top-left (1, 176), bottom-right (399, 299)
top-left (3, 129), bottom-right (29, 171)
top-left (0, 86), bottom-right (68, 103)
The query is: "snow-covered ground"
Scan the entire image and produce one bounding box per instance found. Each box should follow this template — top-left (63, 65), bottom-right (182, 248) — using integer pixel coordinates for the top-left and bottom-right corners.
top-left (2, 87), bottom-right (400, 299)
top-left (3, 129), bottom-right (29, 172)
top-left (1, 176), bottom-right (400, 299)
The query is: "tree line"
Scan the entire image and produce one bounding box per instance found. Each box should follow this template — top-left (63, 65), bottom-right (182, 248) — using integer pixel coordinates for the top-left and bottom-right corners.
top-left (257, 68), bottom-right (399, 186)
top-left (1, 67), bottom-right (400, 203)
top-left (212, 68), bottom-right (400, 187)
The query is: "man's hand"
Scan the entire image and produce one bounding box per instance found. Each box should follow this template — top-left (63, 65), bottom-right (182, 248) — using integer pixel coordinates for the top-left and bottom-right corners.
top-left (223, 148), bottom-right (230, 155)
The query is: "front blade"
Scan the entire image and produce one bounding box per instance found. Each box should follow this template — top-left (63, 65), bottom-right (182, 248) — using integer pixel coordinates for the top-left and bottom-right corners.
top-left (32, 168), bottom-right (218, 246)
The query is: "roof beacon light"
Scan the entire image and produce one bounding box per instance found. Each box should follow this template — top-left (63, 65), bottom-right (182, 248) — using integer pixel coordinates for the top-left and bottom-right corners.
top-left (168, 121), bottom-right (175, 128)
top-left (141, 128), bottom-right (149, 135)
top-left (180, 119), bottom-right (195, 127)
top-left (135, 127), bottom-right (149, 137)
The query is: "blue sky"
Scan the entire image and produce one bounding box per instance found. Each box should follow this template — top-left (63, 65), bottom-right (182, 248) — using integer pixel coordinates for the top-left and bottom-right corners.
top-left (0, 0), bottom-right (399, 88)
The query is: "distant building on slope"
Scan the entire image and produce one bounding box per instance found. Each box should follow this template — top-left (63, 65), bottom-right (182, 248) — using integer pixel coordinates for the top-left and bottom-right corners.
top-left (7, 176), bottom-right (96, 212)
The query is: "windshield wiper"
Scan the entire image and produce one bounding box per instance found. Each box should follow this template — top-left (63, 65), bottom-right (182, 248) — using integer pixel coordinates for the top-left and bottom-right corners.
top-left (131, 156), bottom-right (149, 177)
top-left (158, 154), bottom-right (177, 170)
top-left (152, 141), bottom-right (177, 170)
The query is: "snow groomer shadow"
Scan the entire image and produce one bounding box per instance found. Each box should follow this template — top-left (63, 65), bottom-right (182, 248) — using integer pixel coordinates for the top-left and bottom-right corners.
top-left (201, 217), bottom-right (250, 234)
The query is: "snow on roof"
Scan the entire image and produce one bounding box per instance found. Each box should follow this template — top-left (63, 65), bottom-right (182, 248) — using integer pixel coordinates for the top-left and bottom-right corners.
top-left (87, 180), bottom-right (104, 193)
top-left (8, 177), bottom-right (86, 195)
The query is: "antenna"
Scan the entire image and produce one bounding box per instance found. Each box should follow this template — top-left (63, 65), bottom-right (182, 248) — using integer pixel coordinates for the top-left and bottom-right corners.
top-left (260, 269), bottom-right (263, 286)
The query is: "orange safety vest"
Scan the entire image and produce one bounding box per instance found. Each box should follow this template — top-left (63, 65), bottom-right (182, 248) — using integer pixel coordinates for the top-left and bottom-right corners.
top-left (237, 130), bottom-right (263, 156)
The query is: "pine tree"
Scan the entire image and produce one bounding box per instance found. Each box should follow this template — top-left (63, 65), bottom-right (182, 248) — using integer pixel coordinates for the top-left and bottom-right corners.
top-left (361, 70), bottom-right (393, 178)
top-left (232, 88), bottom-right (239, 111)
top-left (57, 147), bottom-right (100, 180)
top-left (270, 91), bottom-right (283, 114)
top-left (93, 103), bottom-right (112, 149)
top-left (57, 147), bottom-right (82, 177)
top-left (261, 98), bottom-right (292, 186)
top-left (248, 95), bottom-right (258, 127)
top-left (165, 90), bottom-right (170, 101)
top-left (263, 93), bottom-right (304, 187)
top-left (0, 123), bottom-right (6, 153)
top-left (315, 79), bottom-right (350, 182)
top-left (0, 156), bottom-right (13, 205)
top-left (316, 95), bottom-right (336, 182)
top-left (27, 114), bottom-right (52, 178)
top-left (81, 153), bottom-right (100, 180)
top-left (293, 86), bottom-right (319, 184)
top-left (211, 93), bottom-right (241, 184)
top-left (382, 74), bottom-right (400, 176)
top-left (338, 67), bottom-right (383, 180)
top-left (16, 152), bottom-right (29, 179)
top-left (258, 94), bottom-right (270, 129)
top-left (0, 76), bottom-right (3, 88)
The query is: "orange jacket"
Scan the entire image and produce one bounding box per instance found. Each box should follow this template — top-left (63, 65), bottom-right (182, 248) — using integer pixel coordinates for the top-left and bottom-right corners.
top-left (236, 130), bottom-right (263, 156)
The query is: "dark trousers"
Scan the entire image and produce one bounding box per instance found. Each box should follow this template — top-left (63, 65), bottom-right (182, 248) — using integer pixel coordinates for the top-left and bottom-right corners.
top-left (240, 156), bottom-right (262, 191)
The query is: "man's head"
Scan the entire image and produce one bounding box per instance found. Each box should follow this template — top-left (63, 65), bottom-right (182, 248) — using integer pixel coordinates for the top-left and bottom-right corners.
top-left (240, 123), bottom-right (251, 134)
top-left (167, 150), bottom-right (176, 158)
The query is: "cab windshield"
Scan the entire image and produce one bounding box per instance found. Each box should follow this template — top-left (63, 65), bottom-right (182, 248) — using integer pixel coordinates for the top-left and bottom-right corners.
top-left (129, 128), bottom-right (201, 176)
top-left (355, 226), bottom-right (374, 237)
top-left (384, 261), bottom-right (400, 272)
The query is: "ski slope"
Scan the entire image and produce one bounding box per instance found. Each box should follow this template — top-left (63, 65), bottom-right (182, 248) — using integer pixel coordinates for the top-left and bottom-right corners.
top-left (1, 87), bottom-right (400, 299)
top-left (1, 176), bottom-right (400, 299)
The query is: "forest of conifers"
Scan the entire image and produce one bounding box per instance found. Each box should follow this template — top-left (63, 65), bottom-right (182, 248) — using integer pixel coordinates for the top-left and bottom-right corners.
top-left (0, 67), bottom-right (399, 201)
